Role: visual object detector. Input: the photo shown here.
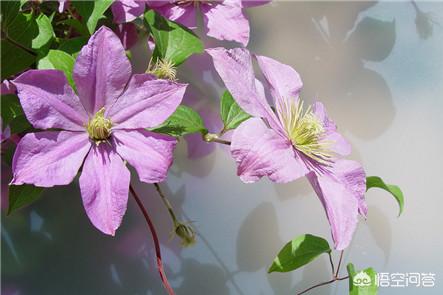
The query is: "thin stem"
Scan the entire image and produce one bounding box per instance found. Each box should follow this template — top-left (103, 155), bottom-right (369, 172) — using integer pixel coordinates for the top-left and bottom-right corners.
top-left (296, 250), bottom-right (348, 295)
top-left (129, 185), bottom-right (175, 295)
top-left (154, 183), bottom-right (179, 225)
top-left (337, 275), bottom-right (349, 281)
top-left (328, 252), bottom-right (335, 276)
top-left (296, 276), bottom-right (350, 295)
top-left (203, 133), bottom-right (231, 145)
top-left (335, 250), bottom-right (344, 278)
top-left (296, 279), bottom-right (335, 295)
top-left (211, 138), bottom-right (231, 145)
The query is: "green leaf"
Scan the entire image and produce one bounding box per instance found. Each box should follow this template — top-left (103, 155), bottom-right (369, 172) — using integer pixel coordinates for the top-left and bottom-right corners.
top-left (366, 176), bottom-right (404, 216)
top-left (57, 18), bottom-right (90, 37)
top-left (58, 36), bottom-right (88, 55)
top-left (0, 40), bottom-right (35, 80)
top-left (1, 1), bottom-right (21, 30)
top-left (151, 105), bottom-right (207, 137)
top-left (347, 263), bottom-right (378, 295)
top-left (268, 234), bottom-right (331, 273)
top-left (5, 13), bottom-right (37, 49)
top-left (1, 11), bottom-right (38, 79)
top-left (73, 0), bottom-right (113, 35)
top-left (38, 50), bottom-right (75, 89)
top-left (220, 90), bottom-right (251, 132)
top-left (0, 94), bottom-right (31, 134)
top-left (32, 13), bottom-right (54, 53)
top-left (8, 184), bottom-right (44, 215)
top-left (144, 10), bottom-right (203, 66)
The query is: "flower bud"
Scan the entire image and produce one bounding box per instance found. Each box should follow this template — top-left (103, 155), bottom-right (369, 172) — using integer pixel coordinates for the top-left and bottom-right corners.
top-left (174, 222), bottom-right (196, 247)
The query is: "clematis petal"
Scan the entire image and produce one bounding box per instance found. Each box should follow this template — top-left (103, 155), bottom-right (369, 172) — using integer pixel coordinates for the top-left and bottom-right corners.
top-left (111, 0), bottom-right (146, 23)
top-left (11, 131), bottom-right (91, 187)
top-left (1, 79), bottom-right (16, 95)
top-left (334, 159), bottom-right (367, 216)
top-left (241, 0), bottom-right (271, 8)
top-left (307, 159), bottom-right (366, 250)
top-left (313, 102), bottom-right (351, 156)
top-left (108, 74), bottom-right (187, 129)
top-left (73, 27), bottom-right (132, 115)
top-left (13, 70), bottom-right (88, 131)
top-left (79, 143), bottom-right (130, 236)
top-left (201, 1), bottom-right (249, 46)
top-left (58, 0), bottom-right (68, 13)
top-left (147, 1), bottom-right (197, 28)
top-left (114, 23), bottom-right (138, 50)
top-left (231, 118), bottom-right (309, 183)
top-left (255, 55), bottom-right (303, 104)
top-left (207, 47), bottom-right (284, 134)
top-left (113, 129), bottom-right (176, 183)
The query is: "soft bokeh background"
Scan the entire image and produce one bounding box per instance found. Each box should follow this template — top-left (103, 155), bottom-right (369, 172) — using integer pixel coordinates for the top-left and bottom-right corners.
top-left (2, 1), bottom-right (443, 294)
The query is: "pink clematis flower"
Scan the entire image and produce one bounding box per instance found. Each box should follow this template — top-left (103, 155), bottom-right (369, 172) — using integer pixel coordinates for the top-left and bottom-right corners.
top-left (10, 27), bottom-right (187, 236)
top-left (147, 0), bottom-right (270, 46)
top-left (207, 47), bottom-right (367, 250)
top-left (112, 0), bottom-right (148, 23)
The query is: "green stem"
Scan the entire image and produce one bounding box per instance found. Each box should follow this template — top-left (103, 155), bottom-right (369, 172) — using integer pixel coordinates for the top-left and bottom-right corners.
top-left (203, 133), bottom-right (231, 145)
top-left (154, 183), bottom-right (179, 226)
top-left (296, 250), bottom-right (348, 295)
top-left (335, 250), bottom-right (344, 278)
top-left (129, 184), bottom-right (175, 295)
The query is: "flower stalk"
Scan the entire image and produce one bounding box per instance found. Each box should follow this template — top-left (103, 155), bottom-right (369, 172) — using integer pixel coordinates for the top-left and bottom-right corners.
top-left (154, 183), bottom-right (196, 247)
top-left (296, 250), bottom-right (348, 295)
top-left (129, 184), bottom-right (175, 295)
top-left (203, 133), bottom-right (231, 145)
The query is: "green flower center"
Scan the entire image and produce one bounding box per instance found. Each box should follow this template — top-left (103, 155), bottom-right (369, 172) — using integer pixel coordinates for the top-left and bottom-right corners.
top-left (86, 108), bottom-right (112, 142)
top-left (277, 99), bottom-right (333, 165)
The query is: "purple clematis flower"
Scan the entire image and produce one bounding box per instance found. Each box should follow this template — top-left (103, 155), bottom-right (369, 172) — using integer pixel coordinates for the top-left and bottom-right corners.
top-left (10, 27), bottom-right (187, 236)
top-left (112, 0), bottom-right (148, 23)
top-left (147, 0), bottom-right (270, 46)
top-left (207, 47), bottom-right (367, 250)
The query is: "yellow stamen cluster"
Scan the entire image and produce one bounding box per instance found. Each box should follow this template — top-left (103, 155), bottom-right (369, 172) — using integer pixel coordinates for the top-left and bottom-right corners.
top-left (147, 59), bottom-right (177, 81)
top-left (86, 108), bottom-right (112, 142)
top-left (277, 99), bottom-right (333, 165)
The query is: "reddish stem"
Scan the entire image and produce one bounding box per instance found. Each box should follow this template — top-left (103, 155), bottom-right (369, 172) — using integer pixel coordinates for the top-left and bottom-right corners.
top-left (129, 185), bottom-right (175, 295)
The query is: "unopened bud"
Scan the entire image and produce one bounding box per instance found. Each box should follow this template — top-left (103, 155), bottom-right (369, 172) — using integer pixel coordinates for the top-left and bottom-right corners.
top-left (174, 222), bottom-right (196, 247)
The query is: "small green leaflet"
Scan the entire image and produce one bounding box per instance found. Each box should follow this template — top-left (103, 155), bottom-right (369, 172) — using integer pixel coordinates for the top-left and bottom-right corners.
top-left (268, 234), bottom-right (331, 273)
top-left (220, 91), bottom-right (251, 132)
top-left (38, 50), bottom-right (76, 89)
top-left (32, 13), bottom-right (54, 54)
top-left (1, 6), bottom-right (55, 79)
top-left (72, 0), bottom-right (113, 34)
top-left (347, 263), bottom-right (378, 295)
top-left (144, 10), bottom-right (203, 66)
top-left (151, 105), bottom-right (207, 137)
top-left (8, 184), bottom-right (44, 215)
top-left (366, 176), bottom-right (404, 216)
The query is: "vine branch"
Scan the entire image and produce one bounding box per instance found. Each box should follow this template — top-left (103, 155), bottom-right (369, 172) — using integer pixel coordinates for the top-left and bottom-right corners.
top-left (296, 250), bottom-right (348, 295)
top-left (129, 184), bottom-right (175, 295)
top-left (203, 133), bottom-right (231, 145)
